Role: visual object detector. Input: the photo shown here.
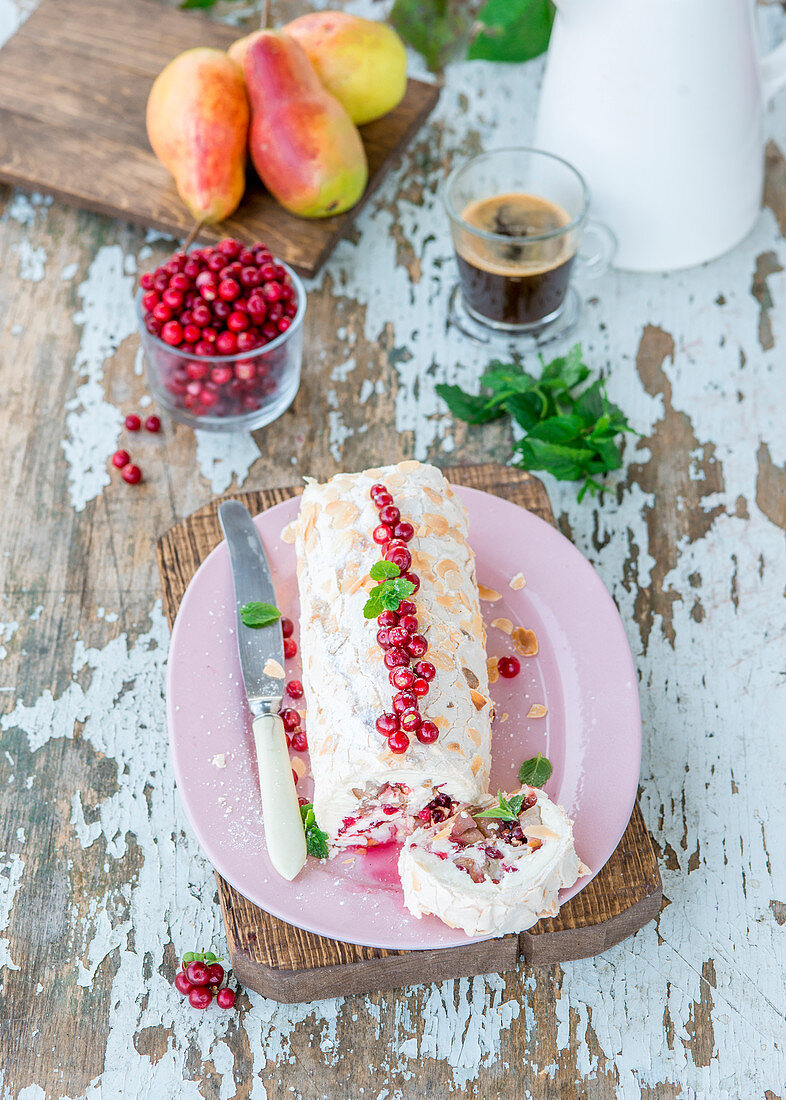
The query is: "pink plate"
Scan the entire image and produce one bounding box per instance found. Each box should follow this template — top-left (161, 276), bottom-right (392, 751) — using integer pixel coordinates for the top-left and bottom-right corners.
top-left (167, 486), bottom-right (641, 950)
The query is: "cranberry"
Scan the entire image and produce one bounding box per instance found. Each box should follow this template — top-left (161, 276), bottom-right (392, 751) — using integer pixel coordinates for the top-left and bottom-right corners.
top-left (140, 272), bottom-right (155, 291)
top-left (291, 730), bottom-right (308, 753)
top-left (286, 679), bottom-right (303, 699)
top-left (388, 730), bottom-right (410, 753)
top-left (385, 544), bottom-right (412, 572)
top-left (211, 365), bottom-right (233, 385)
top-left (194, 341), bottom-right (215, 356)
top-left (413, 678), bottom-right (430, 697)
top-left (280, 708), bottom-right (300, 732)
top-left (261, 322), bottom-right (278, 341)
top-left (376, 712), bottom-right (399, 736)
top-left (216, 331), bottom-right (238, 355)
top-left (207, 253), bottom-right (225, 273)
top-left (227, 310), bottom-right (250, 332)
top-left (378, 505), bottom-right (400, 527)
top-left (199, 389), bottom-right (219, 408)
top-left (416, 721), bottom-right (439, 744)
top-left (185, 961), bottom-right (210, 986)
top-left (498, 656), bottom-right (521, 678)
top-left (235, 362), bottom-right (256, 382)
top-left (398, 614), bottom-right (418, 634)
top-left (399, 709), bottom-right (422, 733)
top-left (121, 464), bottom-right (142, 484)
top-left (373, 524), bottom-right (393, 545)
top-left (403, 572), bottom-right (420, 593)
top-left (141, 290), bottom-right (159, 312)
top-left (262, 281), bottom-right (281, 303)
top-left (374, 491), bottom-right (393, 509)
top-left (392, 691), bottom-right (417, 714)
top-left (283, 637), bottom-right (297, 659)
top-left (111, 449), bottom-right (130, 468)
top-left (236, 331), bottom-right (257, 352)
top-left (376, 628), bottom-right (392, 649)
top-left (281, 617), bottom-right (294, 638)
top-left (398, 600), bottom-right (417, 617)
top-left (240, 265), bottom-right (262, 288)
top-left (377, 610), bottom-right (398, 628)
top-left (415, 660), bottom-right (435, 681)
top-left (406, 634), bottom-right (428, 658)
top-left (219, 238), bottom-right (242, 258)
top-left (390, 666), bottom-right (415, 690)
top-left (152, 301), bottom-right (172, 323)
top-left (386, 625), bottom-right (409, 647)
top-left (189, 987), bottom-right (213, 1010)
top-left (192, 302), bottom-right (211, 326)
top-left (206, 963), bottom-right (225, 985)
top-left (216, 987), bottom-right (236, 1009)
top-left (153, 272), bottom-right (168, 292)
top-left (393, 522), bottom-right (415, 542)
top-left (174, 971), bottom-right (194, 995)
top-left (183, 323), bottom-right (201, 344)
top-left (370, 483), bottom-right (387, 500)
top-left (162, 288), bottom-right (183, 311)
top-left (384, 647), bottom-right (409, 670)
top-left (124, 414), bottom-right (141, 431)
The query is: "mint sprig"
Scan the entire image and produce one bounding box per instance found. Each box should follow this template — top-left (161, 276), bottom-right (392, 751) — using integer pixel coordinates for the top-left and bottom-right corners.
top-left (239, 601), bottom-right (281, 629)
top-left (363, 562), bottom-right (416, 619)
top-left (476, 790), bottom-right (530, 821)
top-left (182, 950), bottom-right (222, 965)
top-left (518, 753), bottom-right (552, 788)
top-left (436, 344), bottom-right (637, 501)
top-left (300, 803), bottom-right (329, 859)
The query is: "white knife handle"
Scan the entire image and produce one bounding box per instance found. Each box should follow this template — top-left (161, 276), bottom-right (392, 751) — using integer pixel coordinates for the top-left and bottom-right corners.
top-left (252, 712), bottom-right (307, 881)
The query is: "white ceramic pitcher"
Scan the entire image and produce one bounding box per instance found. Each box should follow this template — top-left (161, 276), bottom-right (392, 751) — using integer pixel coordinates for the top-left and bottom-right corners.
top-left (534, 0), bottom-right (786, 271)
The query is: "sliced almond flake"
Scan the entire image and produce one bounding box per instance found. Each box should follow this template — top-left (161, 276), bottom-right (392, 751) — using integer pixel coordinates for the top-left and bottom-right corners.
top-left (509, 572), bottom-right (526, 590)
top-left (423, 512), bottom-right (450, 536)
top-left (470, 689), bottom-right (488, 711)
top-left (527, 703), bottom-right (548, 719)
top-left (486, 656), bottom-right (500, 683)
top-left (264, 658), bottom-right (285, 679)
top-left (478, 585), bottom-right (502, 602)
top-left (325, 500), bottom-right (360, 527)
top-left (292, 756), bottom-right (307, 778)
top-left (211, 753), bottom-right (226, 768)
top-left (491, 617), bottom-right (513, 634)
top-left (500, 713), bottom-right (509, 723)
top-left (523, 824), bottom-right (560, 842)
top-left (423, 486), bottom-right (443, 505)
top-left (512, 627), bottom-right (539, 657)
top-left (281, 521), bottom-right (298, 544)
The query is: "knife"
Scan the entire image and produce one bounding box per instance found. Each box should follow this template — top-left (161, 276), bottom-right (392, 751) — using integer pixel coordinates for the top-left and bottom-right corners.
top-left (218, 500), bottom-right (307, 882)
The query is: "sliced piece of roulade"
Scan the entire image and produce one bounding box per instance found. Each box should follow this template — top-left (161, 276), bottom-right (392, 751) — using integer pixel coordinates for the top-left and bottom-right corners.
top-left (286, 460), bottom-right (492, 851)
top-left (398, 786), bottom-right (588, 937)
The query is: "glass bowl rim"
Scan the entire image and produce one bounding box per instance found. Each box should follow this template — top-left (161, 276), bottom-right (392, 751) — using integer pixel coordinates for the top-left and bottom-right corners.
top-left (136, 256), bottom-right (307, 363)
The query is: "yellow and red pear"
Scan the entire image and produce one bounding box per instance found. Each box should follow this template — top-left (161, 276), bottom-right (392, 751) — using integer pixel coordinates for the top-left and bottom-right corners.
top-left (230, 30), bottom-right (367, 219)
top-left (146, 48), bottom-right (249, 223)
top-left (283, 11), bottom-right (407, 126)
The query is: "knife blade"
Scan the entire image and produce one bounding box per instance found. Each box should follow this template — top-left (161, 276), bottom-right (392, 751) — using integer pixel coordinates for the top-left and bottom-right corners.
top-left (218, 500), bottom-right (307, 882)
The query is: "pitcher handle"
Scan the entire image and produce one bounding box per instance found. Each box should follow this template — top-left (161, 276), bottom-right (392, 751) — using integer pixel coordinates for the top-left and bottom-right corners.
top-left (575, 220), bottom-right (616, 280)
top-left (761, 41), bottom-right (786, 102)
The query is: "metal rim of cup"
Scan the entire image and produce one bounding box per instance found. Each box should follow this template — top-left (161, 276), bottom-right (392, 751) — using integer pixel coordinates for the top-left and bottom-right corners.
top-left (135, 256), bottom-right (307, 363)
top-left (442, 146), bottom-right (591, 245)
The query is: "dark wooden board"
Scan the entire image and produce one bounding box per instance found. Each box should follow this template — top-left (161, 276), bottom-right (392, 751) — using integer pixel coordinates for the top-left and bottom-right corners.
top-left (156, 463), bottom-right (661, 1002)
top-left (0, 0), bottom-right (440, 277)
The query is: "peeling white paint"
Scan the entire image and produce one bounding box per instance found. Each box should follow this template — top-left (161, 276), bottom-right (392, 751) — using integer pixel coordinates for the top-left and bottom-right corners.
top-left (194, 430), bottom-right (261, 495)
top-left (61, 262), bottom-right (79, 281)
top-left (13, 239), bottom-right (46, 282)
top-left (0, 851), bottom-right (24, 971)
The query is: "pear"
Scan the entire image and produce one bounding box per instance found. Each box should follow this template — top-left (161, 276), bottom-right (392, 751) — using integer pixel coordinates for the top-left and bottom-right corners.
top-left (146, 49), bottom-right (249, 223)
top-left (283, 12), bottom-right (407, 126)
top-left (230, 31), bottom-right (367, 219)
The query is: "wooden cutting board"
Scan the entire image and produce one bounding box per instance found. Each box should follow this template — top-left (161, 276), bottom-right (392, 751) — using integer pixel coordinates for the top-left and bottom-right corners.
top-left (156, 463), bottom-right (662, 1003)
top-left (0, 0), bottom-right (440, 277)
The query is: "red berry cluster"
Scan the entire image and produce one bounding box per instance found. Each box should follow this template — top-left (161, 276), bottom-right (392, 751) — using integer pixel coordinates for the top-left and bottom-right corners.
top-left (370, 483), bottom-right (438, 755)
top-left (278, 617), bottom-right (308, 785)
top-left (139, 238), bottom-right (298, 418)
top-left (110, 412), bottom-right (162, 485)
top-left (174, 951), bottom-right (237, 1011)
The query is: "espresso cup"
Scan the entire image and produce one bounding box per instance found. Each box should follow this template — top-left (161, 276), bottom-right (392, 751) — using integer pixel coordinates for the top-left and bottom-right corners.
top-left (443, 148), bottom-right (615, 333)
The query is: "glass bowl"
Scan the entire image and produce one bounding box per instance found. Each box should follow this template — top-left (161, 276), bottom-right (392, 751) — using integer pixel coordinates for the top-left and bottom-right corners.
top-left (137, 260), bottom-right (306, 432)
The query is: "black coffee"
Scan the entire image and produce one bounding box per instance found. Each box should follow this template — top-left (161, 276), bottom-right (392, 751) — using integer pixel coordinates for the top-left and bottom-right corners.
top-left (456, 192), bottom-right (575, 326)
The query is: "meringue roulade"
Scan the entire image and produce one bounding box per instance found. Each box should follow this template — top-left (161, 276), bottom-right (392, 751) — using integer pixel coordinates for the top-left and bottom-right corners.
top-left (398, 786), bottom-right (588, 937)
top-left (288, 460), bottom-right (492, 851)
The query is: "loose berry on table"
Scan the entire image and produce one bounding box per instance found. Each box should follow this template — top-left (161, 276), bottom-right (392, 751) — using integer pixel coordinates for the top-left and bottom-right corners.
top-left (124, 414), bottom-right (141, 431)
top-left (188, 987), bottom-right (213, 1010)
top-left (280, 708), bottom-right (300, 732)
top-left (111, 449), bottom-right (130, 469)
top-left (121, 464), bottom-right (142, 485)
top-left (174, 971), bottom-right (194, 996)
top-left (291, 730), bottom-right (308, 753)
top-left (286, 679), bottom-right (303, 699)
top-left (144, 415), bottom-right (161, 433)
top-left (498, 656), bottom-right (521, 678)
top-left (283, 637), bottom-right (297, 659)
top-left (216, 987), bottom-right (236, 1009)
top-left (206, 963), bottom-right (225, 986)
top-left (185, 961), bottom-right (210, 987)
top-left (281, 617), bottom-right (294, 638)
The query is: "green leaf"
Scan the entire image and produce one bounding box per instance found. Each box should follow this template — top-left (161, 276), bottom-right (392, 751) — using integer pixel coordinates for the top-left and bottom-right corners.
top-left (526, 414), bottom-right (584, 445)
top-left (503, 391), bottom-right (545, 432)
top-left (435, 383), bottom-right (506, 424)
top-left (518, 753), bottom-right (553, 787)
top-left (480, 363), bottom-right (535, 395)
top-left (182, 951), bottom-right (196, 963)
top-left (589, 435), bottom-right (623, 471)
top-left (391, 0), bottom-right (472, 70)
top-left (363, 576), bottom-right (416, 618)
top-left (541, 344), bottom-right (590, 390)
top-left (468, 0), bottom-right (555, 62)
top-left (476, 792), bottom-right (519, 821)
top-left (363, 588), bottom-right (386, 619)
top-left (370, 560), bottom-right (400, 581)
top-left (523, 438), bottom-right (594, 481)
top-left (574, 379), bottom-right (606, 426)
top-left (300, 803), bottom-right (330, 859)
top-left (239, 601), bottom-right (281, 629)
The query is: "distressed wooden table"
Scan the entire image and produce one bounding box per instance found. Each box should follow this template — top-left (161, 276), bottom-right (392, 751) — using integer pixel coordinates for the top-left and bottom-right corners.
top-left (0, 1), bottom-right (784, 1096)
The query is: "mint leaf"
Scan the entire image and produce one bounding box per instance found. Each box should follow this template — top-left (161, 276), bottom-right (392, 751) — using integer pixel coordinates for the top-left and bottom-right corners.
top-left (435, 384), bottom-right (506, 424)
top-left (363, 575), bottom-right (416, 618)
top-left (300, 803), bottom-right (330, 859)
top-left (522, 439), bottom-right (593, 481)
top-left (526, 414), bottom-right (584, 445)
top-left (391, 0), bottom-right (472, 70)
top-left (370, 560), bottom-right (401, 581)
top-left (519, 753), bottom-right (552, 787)
top-left (240, 601), bottom-right (281, 628)
top-left (476, 792), bottom-right (519, 821)
top-left (468, 0), bottom-right (554, 62)
top-left (363, 588), bottom-right (386, 619)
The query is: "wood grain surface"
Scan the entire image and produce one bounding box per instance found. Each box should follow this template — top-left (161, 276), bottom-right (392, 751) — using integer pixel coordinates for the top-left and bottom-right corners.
top-left (0, 0), bottom-right (440, 276)
top-left (155, 464), bottom-right (661, 1002)
top-left (0, 0), bottom-right (785, 1096)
